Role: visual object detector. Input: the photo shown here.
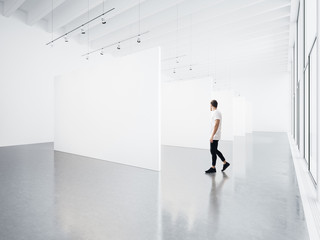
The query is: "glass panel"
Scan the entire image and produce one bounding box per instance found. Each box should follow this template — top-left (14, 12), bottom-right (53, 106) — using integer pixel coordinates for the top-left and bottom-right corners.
top-left (304, 65), bottom-right (309, 166)
top-left (292, 46), bottom-right (295, 138)
top-left (309, 42), bottom-right (317, 183)
top-left (305, 0), bottom-right (317, 59)
top-left (297, 2), bottom-right (305, 154)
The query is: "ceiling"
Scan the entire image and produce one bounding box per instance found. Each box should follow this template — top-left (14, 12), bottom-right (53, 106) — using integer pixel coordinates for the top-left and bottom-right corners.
top-left (0, 0), bottom-right (292, 82)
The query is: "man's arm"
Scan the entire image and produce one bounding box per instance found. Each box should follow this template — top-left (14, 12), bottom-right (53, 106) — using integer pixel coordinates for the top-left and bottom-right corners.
top-left (210, 119), bottom-right (220, 141)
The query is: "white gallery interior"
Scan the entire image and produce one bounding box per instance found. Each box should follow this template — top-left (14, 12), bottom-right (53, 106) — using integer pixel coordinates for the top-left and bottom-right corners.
top-left (0, 0), bottom-right (320, 239)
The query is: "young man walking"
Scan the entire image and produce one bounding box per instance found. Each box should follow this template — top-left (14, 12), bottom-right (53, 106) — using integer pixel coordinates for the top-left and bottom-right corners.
top-left (205, 100), bottom-right (230, 174)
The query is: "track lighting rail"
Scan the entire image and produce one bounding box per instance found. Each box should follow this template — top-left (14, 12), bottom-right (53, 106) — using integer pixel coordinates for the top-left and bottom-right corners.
top-left (82, 31), bottom-right (149, 57)
top-left (46, 7), bottom-right (115, 46)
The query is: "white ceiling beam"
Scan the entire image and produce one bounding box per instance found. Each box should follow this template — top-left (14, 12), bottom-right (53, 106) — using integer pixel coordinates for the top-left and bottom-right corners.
top-left (90, 0), bottom-right (290, 48)
top-left (90, 8), bottom-right (290, 56)
top-left (27, 0), bottom-right (66, 26)
top-left (88, 0), bottom-right (263, 45)
top-left (48, 0), bottom-right (146, 31)
top-left (69, 0), bottom-right (187, 41)
top-left (3, 0), bottom-right (26, 17)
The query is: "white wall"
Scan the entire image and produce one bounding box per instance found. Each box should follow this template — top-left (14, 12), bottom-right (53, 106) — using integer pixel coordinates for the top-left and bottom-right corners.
top-left (0, 15), bottom-right (55, 146)
top-left (162, 73), bottom-right (290, 149)
top-left (235, 73), bottom-right (291, 132)
top-left (161, 77), bottom-right (212, 149)
top-left (0, 13), bottom-right (117, 147)
top-left (55, 48), bottom-right (161, 171)
top-left (161, 78), bottom-right (240, 150)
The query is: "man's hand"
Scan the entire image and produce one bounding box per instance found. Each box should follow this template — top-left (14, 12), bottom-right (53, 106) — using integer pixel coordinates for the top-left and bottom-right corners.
top-left (210, 137), bottom-right (213, 143)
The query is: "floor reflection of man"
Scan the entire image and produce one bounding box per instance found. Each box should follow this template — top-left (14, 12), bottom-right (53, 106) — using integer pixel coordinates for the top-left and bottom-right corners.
top-left (206, 172), bottom-right (229, 237)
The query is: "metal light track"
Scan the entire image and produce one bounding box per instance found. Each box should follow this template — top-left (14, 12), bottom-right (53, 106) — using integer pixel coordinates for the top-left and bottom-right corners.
top-left (46, 7), bottom-right (115, 46)
top-left (162, 54), bottom-right (187, 62)
top-left (82, 31), bottom-right (149, 57)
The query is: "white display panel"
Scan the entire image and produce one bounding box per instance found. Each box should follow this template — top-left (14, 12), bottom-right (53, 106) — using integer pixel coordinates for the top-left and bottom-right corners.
top-left (161, 77), bottom-right (212, 149)
top-left (55, 48), bottom-right (161, 171)
top-left (162, 73), bottom-right (289, 150)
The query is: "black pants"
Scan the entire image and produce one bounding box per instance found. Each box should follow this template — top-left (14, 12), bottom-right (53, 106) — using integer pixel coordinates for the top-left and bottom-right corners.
top-left (210, 140), bottom-right (225, 166)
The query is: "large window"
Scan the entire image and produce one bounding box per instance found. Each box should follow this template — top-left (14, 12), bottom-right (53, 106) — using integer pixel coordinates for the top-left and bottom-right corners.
top-left (292, 0), bottom-right (318, 185)
top-left (304, 63), bottom-right (309, 167)
top-left (309, 40), bottom-right (317, 184)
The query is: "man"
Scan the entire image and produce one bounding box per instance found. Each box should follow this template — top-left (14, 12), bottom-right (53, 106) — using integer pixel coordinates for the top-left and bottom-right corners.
top-left (205, 100), bottom-right (230, 173)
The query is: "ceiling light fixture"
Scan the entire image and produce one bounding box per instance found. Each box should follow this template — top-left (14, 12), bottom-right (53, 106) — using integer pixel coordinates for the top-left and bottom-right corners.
top-left (137, 0), bottom-right (141, 43)
top-left (101, 0), bottom-right (107, 24)
top-left (162, 54), bottom-right (186, 62)
top-left (189, 14), bottom-right (193, 72)
top-left (51, 0), bottom-right (53, 47)
top-left (163, 64), bottom-right (196, 72)
top-left (45, 7), bottom-right (115, 46)
top-left (175, 4), bottom-right (179, 62)
top-left (100, 49), bottom-right (104, 55)
top-left (87, 0), bottom-right (90, 60)
top-left (64, 35), bottom-right (68, 42)
top-left (81, 27), bottom-right (85, 34)
top-left (81, 31), bottom-right (149, 57)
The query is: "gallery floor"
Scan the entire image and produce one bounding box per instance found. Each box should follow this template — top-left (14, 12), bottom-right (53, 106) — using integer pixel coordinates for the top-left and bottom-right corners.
top-left (0, 133), bottom-right (309, 240)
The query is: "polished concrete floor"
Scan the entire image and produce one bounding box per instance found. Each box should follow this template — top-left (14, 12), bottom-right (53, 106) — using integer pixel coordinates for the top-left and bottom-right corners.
top-left (0, 133), bottom-right (309, 240)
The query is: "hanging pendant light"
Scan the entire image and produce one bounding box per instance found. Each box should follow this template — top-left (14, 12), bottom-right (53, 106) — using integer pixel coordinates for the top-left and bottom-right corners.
top-left (137, 0), bottom-right (141, 44)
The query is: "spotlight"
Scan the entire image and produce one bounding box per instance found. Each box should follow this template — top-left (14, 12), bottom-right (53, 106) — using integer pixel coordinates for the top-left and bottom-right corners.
top-left (176, 57), bottom-right (179, 63)
top-left (64, 35), bottom-right (68, 42)
top-left (100, 49), bottom-right (104, 55)
top-left (81, 28), bottom-right (85, 34)
top-left (86, 55), bottom-right (89, 60)
top-left (189, 65), bottom-right (192, 71)
top-left (137, 35), bottom-right (141, 43)
top-left (117, 42), bottom-right (121, 50)
top-left (173, 69), bottom-right (176, 74)
top-left (101, 17), bottom-right (106, 24)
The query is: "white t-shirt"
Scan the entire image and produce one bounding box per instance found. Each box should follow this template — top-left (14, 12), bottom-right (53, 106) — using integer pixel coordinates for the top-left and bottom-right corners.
top-left (210, 110), bottom-right (222, 140)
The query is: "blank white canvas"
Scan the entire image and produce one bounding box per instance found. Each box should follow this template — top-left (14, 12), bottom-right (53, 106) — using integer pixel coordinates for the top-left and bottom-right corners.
top-left (55, 48), bottom-right (161, 171)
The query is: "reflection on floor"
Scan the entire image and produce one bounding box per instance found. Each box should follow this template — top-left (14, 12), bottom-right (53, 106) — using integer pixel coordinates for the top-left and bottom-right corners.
top-left (0, 133), bottom-right (309, 240)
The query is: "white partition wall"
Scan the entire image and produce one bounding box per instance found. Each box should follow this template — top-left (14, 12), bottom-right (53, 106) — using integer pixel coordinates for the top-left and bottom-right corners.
top-left (161, 77), bottom-right (212, 149)
top-left (162, 78), bottom-right (238, 150)
top-left (0, 15), bottom-right (54, 146)
top-left (55, 48), bottom-right (161, 171)
top-left (162, 73), bottom-right (288, 149)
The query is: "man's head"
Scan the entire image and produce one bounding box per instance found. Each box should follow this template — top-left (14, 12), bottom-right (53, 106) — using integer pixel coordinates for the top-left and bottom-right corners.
top-left (210, 100), bottom-right (218, 111)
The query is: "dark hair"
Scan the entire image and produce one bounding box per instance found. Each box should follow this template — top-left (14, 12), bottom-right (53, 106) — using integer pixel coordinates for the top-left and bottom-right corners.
top-left (211, 100), bottom-right (218, 108)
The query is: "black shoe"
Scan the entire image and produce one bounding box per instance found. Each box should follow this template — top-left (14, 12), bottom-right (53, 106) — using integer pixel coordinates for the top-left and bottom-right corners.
top-left (221, 162), bottom-right (230, 172)
top-left (205, 167), bottom-right (216, 174)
